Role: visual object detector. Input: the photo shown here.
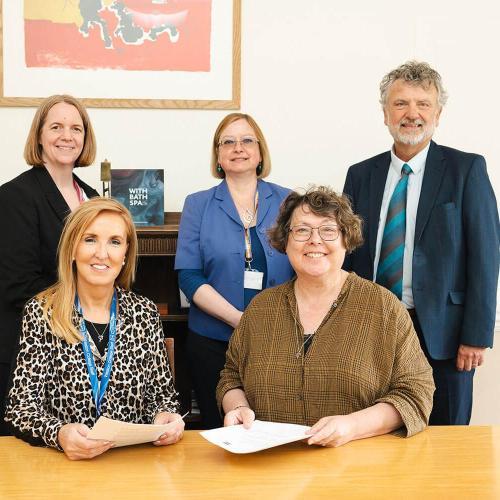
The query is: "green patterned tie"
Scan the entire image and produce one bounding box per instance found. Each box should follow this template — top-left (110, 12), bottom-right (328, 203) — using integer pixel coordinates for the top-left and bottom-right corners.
top-left (376, 163), bottom-right (413, 299)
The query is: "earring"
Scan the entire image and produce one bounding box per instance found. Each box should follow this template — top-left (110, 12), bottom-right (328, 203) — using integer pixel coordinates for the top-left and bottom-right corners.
top-left (256, 162), bottom-right (263, 175)
top-left (217, 164), bottom-right (223, 174)
top-left (122, 259), bottom-right (126, 266)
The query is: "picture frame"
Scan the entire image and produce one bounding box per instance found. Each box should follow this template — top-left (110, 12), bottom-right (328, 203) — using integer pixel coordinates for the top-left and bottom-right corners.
top-left (0, 1), bottom-right (241, 109)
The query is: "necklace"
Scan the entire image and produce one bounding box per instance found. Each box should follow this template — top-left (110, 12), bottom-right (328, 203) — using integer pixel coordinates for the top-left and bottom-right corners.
top-left (293, 301), bottom-right (317, 359)
top-left (87, 321), bottom-right (110, 343)
top-left (240, 207), bottom-right (256, 225)
top-left (233, 190), bottom-right (259, 228)
top-left (234, 200), bottom-right (256, 227)
top-left (296, 331), bottom-right (315, 358)
top-left (292, 278), bottom-right (344, 359)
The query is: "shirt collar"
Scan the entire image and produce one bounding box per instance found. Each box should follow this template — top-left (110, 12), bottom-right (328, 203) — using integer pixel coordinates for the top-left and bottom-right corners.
top-left (390, 142), bottom-right (430, 176)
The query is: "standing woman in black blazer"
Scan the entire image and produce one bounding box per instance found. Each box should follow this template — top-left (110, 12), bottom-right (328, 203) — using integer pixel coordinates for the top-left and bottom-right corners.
top-left (0, 95), bottom-right (99, 434)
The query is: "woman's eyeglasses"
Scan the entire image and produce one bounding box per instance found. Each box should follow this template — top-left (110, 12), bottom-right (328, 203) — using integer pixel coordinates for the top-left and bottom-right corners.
top-left (218, 136), bottom-right (259, 150)
top-left (289, 225), bottom-right (341, 242)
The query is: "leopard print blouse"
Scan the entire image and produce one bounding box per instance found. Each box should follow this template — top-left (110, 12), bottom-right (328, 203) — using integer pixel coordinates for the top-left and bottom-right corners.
top-left (5, 287), bottom-right (179, 450)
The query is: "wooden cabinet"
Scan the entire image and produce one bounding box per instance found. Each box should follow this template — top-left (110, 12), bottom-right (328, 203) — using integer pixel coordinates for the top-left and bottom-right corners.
top-left (135, 213), bottom-right (198, 425)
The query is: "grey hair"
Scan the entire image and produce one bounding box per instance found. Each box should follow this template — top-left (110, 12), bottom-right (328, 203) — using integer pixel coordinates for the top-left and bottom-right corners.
top-left (379, 60), bottom-right (448, 108)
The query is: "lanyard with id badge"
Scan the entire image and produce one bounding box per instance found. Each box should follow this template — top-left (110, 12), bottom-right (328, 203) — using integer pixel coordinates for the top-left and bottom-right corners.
top-left (243, 191), bottom-right (264, 291)
top-left (76, 290), bottom-right (118, 416)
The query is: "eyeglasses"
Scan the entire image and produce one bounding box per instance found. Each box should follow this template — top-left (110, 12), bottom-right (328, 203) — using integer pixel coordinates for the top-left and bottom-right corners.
top-left (289, 225), bottom-right (341, 242)
top-left (218, 136), bottom-right (259, 150)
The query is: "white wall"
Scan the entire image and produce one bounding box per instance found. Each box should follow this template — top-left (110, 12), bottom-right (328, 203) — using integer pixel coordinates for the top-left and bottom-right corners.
top-left (0, 0), bottom-right (498, 422)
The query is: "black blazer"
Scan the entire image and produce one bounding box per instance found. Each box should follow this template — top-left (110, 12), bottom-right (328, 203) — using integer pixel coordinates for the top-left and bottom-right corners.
top-left (343, 141), bottom-right (499, 360)
top-left (0, 167), bottom-right (98, 363)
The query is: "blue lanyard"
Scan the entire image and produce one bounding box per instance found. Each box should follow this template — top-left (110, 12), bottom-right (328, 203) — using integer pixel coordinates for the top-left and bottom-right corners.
top-left (76, 291), bottom-right (118, 416)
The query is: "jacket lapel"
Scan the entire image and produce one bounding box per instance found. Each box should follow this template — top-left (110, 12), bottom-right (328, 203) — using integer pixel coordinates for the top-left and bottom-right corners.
top-left (33, 167), bottom-right (70, 223)
top-left (256, 180), bottom-right (272, 227)
top-left (415, 141), bottom-right (446, 244)
top-left (74, 173), bottom-right (98, 199)
top-left (369, 152), bottom-right (391, 262)
top-left (215, 180), bottom-right (242, 226)
top-left (215, 179), bottom-right (270, 227)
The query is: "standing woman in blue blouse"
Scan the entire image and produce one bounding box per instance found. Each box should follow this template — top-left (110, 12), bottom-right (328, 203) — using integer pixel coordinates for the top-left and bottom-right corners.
top-left (175, 113), bottom-right (294, 428)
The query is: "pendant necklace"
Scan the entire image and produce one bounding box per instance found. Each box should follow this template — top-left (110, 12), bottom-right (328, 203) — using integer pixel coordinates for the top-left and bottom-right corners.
top-left (87, 321), bottom-right (110, 343)
top-left (236, 202), bottom-right (257, 227)
top-left (241, 208), bottom-right (255, 225)
top-left (235, 190), bottom-right (259, 229)
top-left (292, 278), bottom-right (343, 360)
top-left (293, 300), bottom-right (316, 359)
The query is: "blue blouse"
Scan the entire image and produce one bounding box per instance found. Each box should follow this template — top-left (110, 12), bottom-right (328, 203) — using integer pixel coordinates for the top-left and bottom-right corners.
top-left (179, 226), bottom-right (267, 309)
top-left (175, 180), bottom-right (294, 342)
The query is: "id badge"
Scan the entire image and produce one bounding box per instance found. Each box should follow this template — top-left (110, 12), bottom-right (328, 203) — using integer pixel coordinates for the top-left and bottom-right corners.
top-left (244, 269), bottom-right (264, 290)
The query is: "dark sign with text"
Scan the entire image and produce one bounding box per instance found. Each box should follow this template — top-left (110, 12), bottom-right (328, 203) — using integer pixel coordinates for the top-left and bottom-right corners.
top-left (111, 169), bottom-right (164, 226)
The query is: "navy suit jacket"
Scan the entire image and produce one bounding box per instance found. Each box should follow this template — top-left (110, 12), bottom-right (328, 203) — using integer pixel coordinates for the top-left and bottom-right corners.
top-left (343, 141), bottom-right (499, 360)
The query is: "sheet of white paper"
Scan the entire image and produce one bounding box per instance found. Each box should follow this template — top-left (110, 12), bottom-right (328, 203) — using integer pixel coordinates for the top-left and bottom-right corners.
top-left (87, 416), bottom-right (177, 448)
top-left (200, 420), bottom-right (310, 454)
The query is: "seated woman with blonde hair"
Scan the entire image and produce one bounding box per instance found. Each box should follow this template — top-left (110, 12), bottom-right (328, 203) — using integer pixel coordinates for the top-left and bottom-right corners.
top-left (5, 197), bottom-right (183, 460)
top-left (217, 186), bottom-right (435, 447)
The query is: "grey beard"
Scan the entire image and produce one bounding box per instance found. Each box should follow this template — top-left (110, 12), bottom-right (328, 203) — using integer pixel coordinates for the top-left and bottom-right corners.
top-left (392, 124), bottom-right (435, 146)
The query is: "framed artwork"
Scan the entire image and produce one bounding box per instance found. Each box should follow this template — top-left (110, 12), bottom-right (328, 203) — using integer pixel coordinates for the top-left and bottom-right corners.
top-left (0, 0), bottom-right (241, 109)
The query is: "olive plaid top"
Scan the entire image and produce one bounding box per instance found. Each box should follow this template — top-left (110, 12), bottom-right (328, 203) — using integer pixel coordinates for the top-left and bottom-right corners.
top-left (217, 273), bottom-right (434, 437)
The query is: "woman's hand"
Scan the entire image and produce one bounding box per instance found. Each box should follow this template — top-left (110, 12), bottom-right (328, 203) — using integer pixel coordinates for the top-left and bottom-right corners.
top-left (58, 423), bottom-right (113, 460)
top-left (223, 406), bottom-right (255, 429)
top-left (153, 412), bottom-right (185, 446)
top-left (306, 415), bottom-right (357, 448)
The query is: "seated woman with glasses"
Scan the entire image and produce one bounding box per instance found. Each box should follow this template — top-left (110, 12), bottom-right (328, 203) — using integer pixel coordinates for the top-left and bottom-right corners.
top-left (5, 198), bottom-right (183, 460)
top-left (175, 113), bottom-right (294, 429)
top-left (217, 186), bottom-right (434, 447)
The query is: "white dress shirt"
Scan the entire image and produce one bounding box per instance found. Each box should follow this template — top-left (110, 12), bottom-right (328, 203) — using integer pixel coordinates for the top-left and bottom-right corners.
top-left (373, 143), bottom-right (430, 308)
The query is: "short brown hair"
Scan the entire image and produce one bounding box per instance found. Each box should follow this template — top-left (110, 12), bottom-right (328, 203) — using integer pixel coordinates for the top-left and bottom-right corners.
top-left (210, 113), bottom-right (271, 179)
top-left (24, 94), bottom-right (96, 168)
top-left (268, 186), bottom-right (363, 254)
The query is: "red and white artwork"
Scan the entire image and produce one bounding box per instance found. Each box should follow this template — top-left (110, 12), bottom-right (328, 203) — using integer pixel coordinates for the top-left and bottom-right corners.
top-left (24, 0), bottom-right (212, 71)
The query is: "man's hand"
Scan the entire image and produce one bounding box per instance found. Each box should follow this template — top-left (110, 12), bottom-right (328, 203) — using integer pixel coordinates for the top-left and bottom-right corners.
top-left (456, 344), bottom-right (486, 371)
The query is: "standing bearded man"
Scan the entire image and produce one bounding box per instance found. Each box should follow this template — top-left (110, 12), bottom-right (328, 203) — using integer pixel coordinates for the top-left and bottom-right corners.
top-left (343, 60), bottom-right (499, 425)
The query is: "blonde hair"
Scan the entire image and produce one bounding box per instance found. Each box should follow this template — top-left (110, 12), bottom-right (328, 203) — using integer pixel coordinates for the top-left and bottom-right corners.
top-left (24, 94), bottom-right (97, 168)
top-left (210, 113), bottom-right (271, 179)
top-left (37, 198), bottom-right (138, 344)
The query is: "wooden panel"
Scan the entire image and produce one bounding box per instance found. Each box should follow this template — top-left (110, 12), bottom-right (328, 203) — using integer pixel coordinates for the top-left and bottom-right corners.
top-left (137, 234), bottom-right (178, 256)
top-left (136, 213), bottom-right (180, 256)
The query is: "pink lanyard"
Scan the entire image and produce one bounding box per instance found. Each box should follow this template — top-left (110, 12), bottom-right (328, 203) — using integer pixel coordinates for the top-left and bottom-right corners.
top-left (73, 179), bottom-right (85, 204)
